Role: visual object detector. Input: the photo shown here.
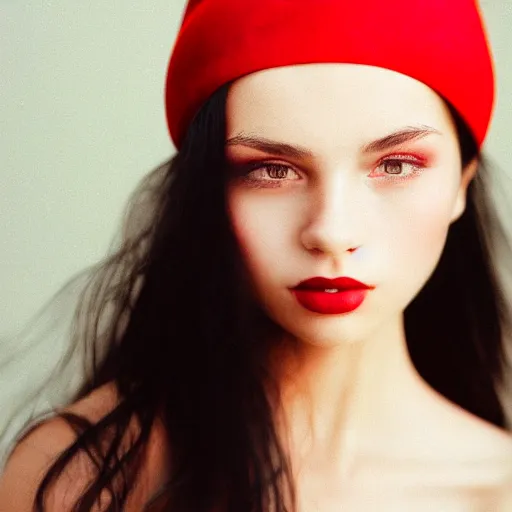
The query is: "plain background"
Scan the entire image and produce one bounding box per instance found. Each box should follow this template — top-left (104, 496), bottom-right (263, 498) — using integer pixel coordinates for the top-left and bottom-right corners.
top-left (2, 0), bottom-right (512, 337)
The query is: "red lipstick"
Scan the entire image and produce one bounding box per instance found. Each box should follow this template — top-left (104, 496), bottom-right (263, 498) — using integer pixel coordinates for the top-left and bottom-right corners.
top-left (292, 277), bottom-right (374, 315)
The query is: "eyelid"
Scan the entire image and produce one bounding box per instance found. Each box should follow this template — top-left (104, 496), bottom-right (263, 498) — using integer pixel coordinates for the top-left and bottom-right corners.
top-left (239, 160), bottom-right (302, 177)
top-left (375, 152), bottom-right (428, 165)
top-left (248, 160), bottom-right (299, 170)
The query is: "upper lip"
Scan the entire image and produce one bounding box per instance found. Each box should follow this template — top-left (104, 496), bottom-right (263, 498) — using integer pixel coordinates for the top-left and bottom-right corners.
top-left (294, 276), bottom-right (374, 290)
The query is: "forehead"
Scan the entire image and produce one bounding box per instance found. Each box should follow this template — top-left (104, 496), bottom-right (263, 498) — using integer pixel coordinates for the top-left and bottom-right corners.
top-left (226, 64), bottom-right (456, 150)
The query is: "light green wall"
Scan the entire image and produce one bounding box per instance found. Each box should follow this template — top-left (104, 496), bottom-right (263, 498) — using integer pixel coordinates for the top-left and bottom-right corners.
top-left (2, 1), bottom-right (184, 336)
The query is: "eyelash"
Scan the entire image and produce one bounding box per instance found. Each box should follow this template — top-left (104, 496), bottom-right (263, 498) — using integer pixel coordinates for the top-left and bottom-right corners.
top-left (233, 155), bottom-right (426, 188)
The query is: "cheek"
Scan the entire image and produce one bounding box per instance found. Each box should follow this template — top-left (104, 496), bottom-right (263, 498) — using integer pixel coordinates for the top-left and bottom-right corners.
top-left (381, 187), bottom-right (458, 291)
top-left (411, 186), bottom-right (458, 242)
top-left (227, 200), bottom-right (277, 296)
top-left (227, 193), bottom-right (295, 265)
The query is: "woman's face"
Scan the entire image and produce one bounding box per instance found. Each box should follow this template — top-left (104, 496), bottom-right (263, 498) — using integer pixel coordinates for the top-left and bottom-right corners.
top-left (225, 64), bottom-right (476, 347)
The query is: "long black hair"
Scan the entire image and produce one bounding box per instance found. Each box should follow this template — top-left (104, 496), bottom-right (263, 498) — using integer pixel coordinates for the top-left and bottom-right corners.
top-left (29, 81), bottom-right (512, 511)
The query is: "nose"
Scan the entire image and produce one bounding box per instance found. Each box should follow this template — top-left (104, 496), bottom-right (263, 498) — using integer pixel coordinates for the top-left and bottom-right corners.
top-left (300, 176), bottom-right (364, 258)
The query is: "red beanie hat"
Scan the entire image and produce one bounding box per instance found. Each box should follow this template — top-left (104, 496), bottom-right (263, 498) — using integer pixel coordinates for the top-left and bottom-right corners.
top-left (165, 0), bottom-right (495, 150)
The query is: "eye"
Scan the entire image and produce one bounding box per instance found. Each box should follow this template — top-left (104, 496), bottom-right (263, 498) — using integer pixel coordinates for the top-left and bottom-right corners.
top-left (373, 156), bottom-right (425, 182)
top-left (233, 162), bottom-right (301, 188)
top-left (257, 164), bottom-right (294, 179)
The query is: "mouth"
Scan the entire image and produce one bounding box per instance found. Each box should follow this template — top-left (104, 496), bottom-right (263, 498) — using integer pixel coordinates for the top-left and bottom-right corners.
top-left (293, 276), bottom-right (374, 292)
top-left (291, 276), bottom-right (374, 315)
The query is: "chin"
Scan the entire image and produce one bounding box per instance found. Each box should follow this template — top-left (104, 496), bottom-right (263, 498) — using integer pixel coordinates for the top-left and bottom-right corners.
top-left (279, 320), bottom-right (370, 348)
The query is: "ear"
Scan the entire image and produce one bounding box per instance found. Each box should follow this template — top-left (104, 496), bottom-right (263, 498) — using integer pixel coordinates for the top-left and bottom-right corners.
top-left (450, 157), bottom-right (479, 223)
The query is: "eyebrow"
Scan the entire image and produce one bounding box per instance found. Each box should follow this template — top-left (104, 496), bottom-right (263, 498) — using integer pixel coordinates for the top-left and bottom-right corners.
top-left (225, 126), bottom-right (442, 159)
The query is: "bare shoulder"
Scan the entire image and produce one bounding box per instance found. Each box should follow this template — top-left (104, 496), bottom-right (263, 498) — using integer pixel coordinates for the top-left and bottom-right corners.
top-left (419, 380), bottom-right (512, 461)
top-left (0, 382), bottom-right (140, 511)
top-left (445, 404), bottom-right (512, 463)
top-left (499, 484), bottom-right (512, 509)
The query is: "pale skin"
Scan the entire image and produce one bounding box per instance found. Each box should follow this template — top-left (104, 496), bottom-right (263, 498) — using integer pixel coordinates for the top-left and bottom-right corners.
top-left (1, 64), bottom-right (512, 511)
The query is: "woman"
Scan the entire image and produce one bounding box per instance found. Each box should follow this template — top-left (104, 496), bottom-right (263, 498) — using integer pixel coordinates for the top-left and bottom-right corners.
top-left (1, 0), bottom-right (512, 510)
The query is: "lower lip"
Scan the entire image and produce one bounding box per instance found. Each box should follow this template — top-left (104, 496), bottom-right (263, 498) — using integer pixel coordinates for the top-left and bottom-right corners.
top-left (292, 289), bottom-right (369, 314)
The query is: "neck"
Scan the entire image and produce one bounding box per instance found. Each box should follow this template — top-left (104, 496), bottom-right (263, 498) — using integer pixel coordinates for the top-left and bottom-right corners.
top-left (270, 315), bottom-right (432, 477)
